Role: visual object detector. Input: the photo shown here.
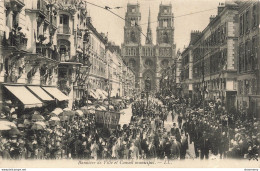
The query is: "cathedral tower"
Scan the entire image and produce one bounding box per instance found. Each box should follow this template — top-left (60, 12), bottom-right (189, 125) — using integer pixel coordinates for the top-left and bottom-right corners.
top-left (122, 3), bottom-right (142, 88)
top-left (124, 3), bottom-right (142, 44)
top-left (156, 4), bottom-right (174, 45)
top-left (155, 3), bottom-right (176, 91)
top-left (121, 3), bottom-right (176, 92)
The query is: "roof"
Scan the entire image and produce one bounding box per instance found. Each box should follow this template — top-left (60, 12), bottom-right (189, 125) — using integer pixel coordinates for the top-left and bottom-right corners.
top-left (86, 21), bottom-right (107, 44)
top-left (190, 2), bottom-right (239, 47)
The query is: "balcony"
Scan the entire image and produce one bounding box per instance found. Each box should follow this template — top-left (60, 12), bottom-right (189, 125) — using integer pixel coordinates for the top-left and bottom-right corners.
top-left (37, 0), bottom-right (48, 17)
top-left (57, 26), bottom-right (71, 35)
top-left (3, 31), bottom-right (27, 51)
top-left (9, 0), bottom-right (25, 8)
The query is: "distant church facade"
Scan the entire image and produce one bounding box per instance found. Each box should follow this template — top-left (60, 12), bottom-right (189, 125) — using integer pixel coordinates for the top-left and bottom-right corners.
top-left (121, 3), bottom-right (176, 92)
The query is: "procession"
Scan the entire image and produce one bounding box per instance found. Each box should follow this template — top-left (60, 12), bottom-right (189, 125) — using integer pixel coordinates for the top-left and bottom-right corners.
top-left (0, 92), bottom-right (259, 161)
top-left (0, 0), bottom-right (260, 165)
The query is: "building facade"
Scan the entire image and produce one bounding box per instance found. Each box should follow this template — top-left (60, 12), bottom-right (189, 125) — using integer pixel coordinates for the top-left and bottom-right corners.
top-left (86, 19), bottom-right (107, 94)
top-left (181, 2), bottom-right (239, 111)
top-left (121, 3), bottom-right (176, 92)
top-left (106, 45), bottom-right (122, 98)
top-left (55, 0), bottom-right (91, 108)
top-left (181, 31), bottom-right (201, 100)
top-left (237, 0), bottom-right (260, 117)
top-left (0, 0), bottom-right (72, 113)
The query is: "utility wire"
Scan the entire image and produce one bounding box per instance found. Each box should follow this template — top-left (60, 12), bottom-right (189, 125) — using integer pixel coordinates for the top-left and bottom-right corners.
top-left (85, 1), bottom-right (148, 39)
top-left (85, 1), bottom-right (217, 39)
top-left (139, 7), bottom-right (216, 26)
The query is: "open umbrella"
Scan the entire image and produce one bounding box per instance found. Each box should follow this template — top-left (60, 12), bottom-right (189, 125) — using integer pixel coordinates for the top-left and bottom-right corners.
top-left (88, 109), bottom-right (95, 114)
top-left (24, 119), bottom-right (31, 126)
top-left (32, 114), bottom-right (45, 121)
top-left (108, 106), bottom-right (114, 110)
top-left (63, 110), bottom-right (75, 116)
top-left (103, 101), bottom-right (109, 105)
top-left (96, 105), bottom-right (106, 111)
top-left (87, 106), bottom-right (95, 110)
top-left (35, 121), bottom-right (46, 127)
top-left (17, 124), bottom-right (25, 128)
top-left (0, 124), bottom-right (11, 131)
top-left (54, 108), bottom-right (63, 114)
top-left (60, 115), bottom-right (69, 121)
top-left (0, 120), bottom-right (17, 128)
top-left (31, 123), bottom-right (45, 130)
top-left (63, 108), bottom-right (71, 111)
top-left (50, 110), bottom-right (59, 116)
top-left (9, 127), bottom-right (21, 136)
top-left (75, 110), bottom-right (84, 117)
top-left (80, 107), bottom-right (88, 114)
top-left (80, 106), bottom-right (88, 110)
top-left (49, 116), bottom-right (60, 121)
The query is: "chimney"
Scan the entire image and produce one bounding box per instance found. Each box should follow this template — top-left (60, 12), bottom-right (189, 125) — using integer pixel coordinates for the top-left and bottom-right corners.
top-left (210, 15), bottom-right (215, 23)
top-left (218, 3), bottom-right (225, 15)
top-left (190, 30), bottom-right (201, 45)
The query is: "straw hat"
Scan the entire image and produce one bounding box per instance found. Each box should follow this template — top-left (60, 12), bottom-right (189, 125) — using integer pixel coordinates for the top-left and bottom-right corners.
top-left (0, 113), bottom-right (6, 119)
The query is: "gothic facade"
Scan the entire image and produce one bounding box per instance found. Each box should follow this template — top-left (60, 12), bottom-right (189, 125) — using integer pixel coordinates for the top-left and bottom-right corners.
top-left (121, 3), bottom-right (176, 92)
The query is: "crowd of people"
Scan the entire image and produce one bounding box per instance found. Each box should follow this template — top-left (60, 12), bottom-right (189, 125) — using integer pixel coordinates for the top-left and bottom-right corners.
top-left (0, 93), bottom-right (259, 161)
top-left (158, 94), bottom-right (260, 160)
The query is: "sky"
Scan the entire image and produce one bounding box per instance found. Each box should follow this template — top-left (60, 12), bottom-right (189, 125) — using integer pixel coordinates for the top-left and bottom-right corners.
top-left (85, 0), bottom-right (225, 51)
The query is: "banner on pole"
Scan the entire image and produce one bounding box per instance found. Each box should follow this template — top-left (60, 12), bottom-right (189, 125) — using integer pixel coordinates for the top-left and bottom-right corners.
top-left (95, 110), bottom-right (120, 128)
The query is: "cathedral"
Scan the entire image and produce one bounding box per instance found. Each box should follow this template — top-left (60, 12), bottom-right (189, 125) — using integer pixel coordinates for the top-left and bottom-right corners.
top-left (121, 3), bottom-right (176, 92)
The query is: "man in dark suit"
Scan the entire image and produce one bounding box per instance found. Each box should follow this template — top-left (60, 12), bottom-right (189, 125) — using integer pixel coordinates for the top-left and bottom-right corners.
top-left (170, 123), bottom-right (181, 142)
top-left (199, 131), bottom-right (211, 159)
top-left (180, 132), bottom-right (188, 159)
top-left (170, 136), bottom-right (181, 159)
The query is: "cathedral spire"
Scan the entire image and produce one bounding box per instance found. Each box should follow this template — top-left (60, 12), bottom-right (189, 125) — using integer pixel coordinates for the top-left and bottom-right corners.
top-left (145, 7), bottom-right (153, 44)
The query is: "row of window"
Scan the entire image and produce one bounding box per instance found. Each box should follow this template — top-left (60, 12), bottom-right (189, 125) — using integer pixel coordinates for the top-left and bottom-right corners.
top-left (238, 36), bottom-right (259, 73)
top-left (239, 3), bottom-right (259, 36)
top-left (89, 37), bottom-right (106, 59)
top-left (238, 79), bottom-right (257, 95)
top-left (125, 47), bottom-right (138, 56)
top-left (193, 49), bottom-right (227, 79)
top-left (90, 57), bottom-right (106, 77)
top-left (193, 23), bottom-right (227, 63)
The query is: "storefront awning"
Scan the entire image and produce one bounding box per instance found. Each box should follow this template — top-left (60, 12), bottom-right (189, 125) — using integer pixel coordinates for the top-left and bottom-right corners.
top-left (89, 89), bottom-right (99, 99)
top-left (4, 85), bottom-right (43, 108)
top-left (96, 89), bottom-right (107, 99)
top-left (42, 87), bottom-right (69, 101)
top-left (27, 86), bottom-right (54, 101)
top-left (100, 89), bottom-right (108, 97)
